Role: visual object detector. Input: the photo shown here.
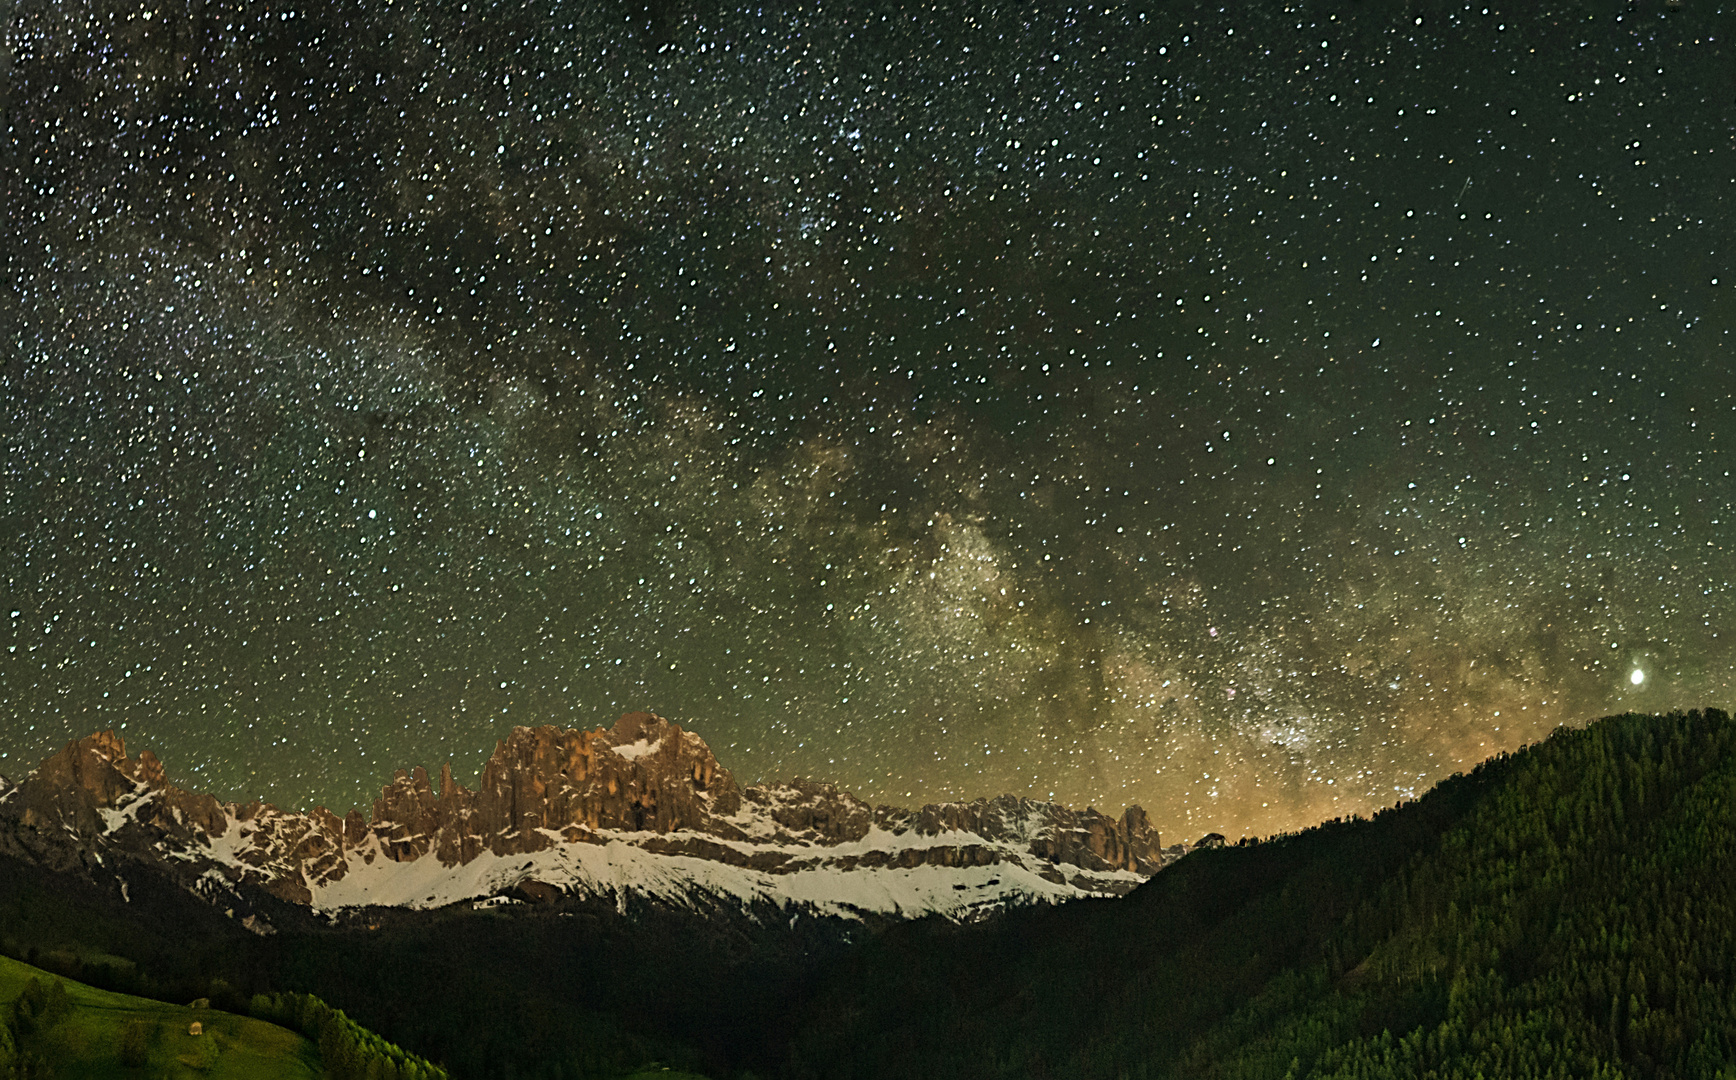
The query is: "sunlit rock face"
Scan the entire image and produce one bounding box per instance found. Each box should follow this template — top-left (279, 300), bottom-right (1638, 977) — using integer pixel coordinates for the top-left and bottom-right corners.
top-left (360, 713), bottom-right (743, 865)
top-left (0, 716), bottom-right (1194, 923)
top-left (1, 731), bottom-right (228, 869)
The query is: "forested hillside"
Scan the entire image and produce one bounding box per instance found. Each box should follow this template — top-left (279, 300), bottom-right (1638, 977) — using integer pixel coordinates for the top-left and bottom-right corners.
top-left (785, 709), bottom-right (1736, 1080)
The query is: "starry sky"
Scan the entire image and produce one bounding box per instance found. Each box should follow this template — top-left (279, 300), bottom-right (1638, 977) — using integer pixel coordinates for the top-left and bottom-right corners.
top-left (4, 0), bottom-right (1733, 840)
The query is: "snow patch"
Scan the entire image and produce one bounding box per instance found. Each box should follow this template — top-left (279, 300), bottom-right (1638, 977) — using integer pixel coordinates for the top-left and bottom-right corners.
top-left (611, 738), bottom-right (662, 762)
top-left (474, 895), bottom-right (520, 909)
top-left (97, 786), bottom-right (156, 835)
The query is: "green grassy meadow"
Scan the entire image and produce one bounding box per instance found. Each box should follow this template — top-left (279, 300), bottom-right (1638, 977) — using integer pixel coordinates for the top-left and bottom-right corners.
top-left (0, 954), bottom-right (321, 1079)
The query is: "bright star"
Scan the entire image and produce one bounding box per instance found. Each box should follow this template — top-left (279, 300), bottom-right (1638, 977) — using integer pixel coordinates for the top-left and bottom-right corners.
top-left (1630, 669), bottom-right (1645, 686)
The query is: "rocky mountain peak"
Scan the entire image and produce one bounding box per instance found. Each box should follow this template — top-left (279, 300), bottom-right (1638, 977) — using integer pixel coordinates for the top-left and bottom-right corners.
top-left (35, 730), bottom-right (133, 809)
top-left (0, 731), bottom-right (228, 875)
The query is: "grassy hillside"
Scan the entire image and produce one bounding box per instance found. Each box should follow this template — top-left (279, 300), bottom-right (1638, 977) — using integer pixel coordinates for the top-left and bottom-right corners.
top-left (0, 953), bottom-right (320, 1079)
top-left (783, 709), bottom-right (1736, 1079)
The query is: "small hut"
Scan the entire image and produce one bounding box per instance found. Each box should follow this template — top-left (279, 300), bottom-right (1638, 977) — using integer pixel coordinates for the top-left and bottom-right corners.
top-left (188, 1020), bottom-right (203, 1036)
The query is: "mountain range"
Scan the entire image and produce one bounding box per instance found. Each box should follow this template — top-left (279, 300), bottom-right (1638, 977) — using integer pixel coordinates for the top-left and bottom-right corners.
top-left (0, 712), bottom-right (1200, 929)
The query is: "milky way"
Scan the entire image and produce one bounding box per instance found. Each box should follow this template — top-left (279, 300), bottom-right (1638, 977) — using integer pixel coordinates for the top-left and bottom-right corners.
top-left (4, 2), bottom-right (1733, 839)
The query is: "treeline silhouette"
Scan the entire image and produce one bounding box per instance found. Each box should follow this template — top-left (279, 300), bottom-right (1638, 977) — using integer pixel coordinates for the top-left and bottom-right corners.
top-left (249, 990), bottom-right (449, 1080)
top-left (2, 709), bottom-right (1734, 1078)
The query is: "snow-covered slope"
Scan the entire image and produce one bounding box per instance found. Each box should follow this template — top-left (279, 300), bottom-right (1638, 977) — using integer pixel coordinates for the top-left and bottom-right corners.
top-left (299, 824), bottom-right (1146, 920)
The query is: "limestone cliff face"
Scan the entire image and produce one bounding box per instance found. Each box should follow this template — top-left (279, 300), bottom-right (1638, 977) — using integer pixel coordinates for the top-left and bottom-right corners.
top-left (733, 782), bottom-right (1165, 876)
top-left (876, 796), bottom-right (1164, 876)
top-left (227, 800), bottom-right (353, 903)
top-left (362, 713), bottom-right (742, 867)
top-left (0, 713), bottom-right (1187, 919)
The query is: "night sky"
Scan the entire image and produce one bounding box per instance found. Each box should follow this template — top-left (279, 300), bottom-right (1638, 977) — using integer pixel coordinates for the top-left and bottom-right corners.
top-left (4, 1), bottom-right (1733, 840)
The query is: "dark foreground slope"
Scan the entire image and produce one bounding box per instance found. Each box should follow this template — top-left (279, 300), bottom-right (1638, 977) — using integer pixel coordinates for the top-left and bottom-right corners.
top-left (0, 848), bottom-right (846, 1078)
top-left (784, 709), bottom-right (1736, 1080)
